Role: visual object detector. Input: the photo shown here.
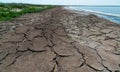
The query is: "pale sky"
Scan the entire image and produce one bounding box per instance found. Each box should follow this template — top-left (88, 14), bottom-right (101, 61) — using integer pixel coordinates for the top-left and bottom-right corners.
top-left (0, 0), bottom-right (120, 5)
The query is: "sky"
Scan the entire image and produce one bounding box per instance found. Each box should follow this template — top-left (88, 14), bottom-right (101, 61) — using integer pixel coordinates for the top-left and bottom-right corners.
top-left (0, 0), bottom-right (120, 5)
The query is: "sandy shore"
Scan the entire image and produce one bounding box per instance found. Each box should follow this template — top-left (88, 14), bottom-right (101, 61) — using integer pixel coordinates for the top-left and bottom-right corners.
top-left (0, 7), bottom-right (120, 72)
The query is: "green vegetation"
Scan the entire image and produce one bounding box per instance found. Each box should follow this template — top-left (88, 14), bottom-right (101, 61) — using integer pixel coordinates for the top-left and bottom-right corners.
top-left (0, 3), bottom-right (55, 21)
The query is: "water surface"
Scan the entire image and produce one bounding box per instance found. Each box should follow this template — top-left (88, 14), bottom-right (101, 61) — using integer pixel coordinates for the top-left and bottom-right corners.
top-left (68, 6), bottom-right (120, 24)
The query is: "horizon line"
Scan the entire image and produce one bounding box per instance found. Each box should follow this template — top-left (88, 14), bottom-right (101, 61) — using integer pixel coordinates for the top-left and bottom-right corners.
top-left (1, 2), bottom-right (120, 6)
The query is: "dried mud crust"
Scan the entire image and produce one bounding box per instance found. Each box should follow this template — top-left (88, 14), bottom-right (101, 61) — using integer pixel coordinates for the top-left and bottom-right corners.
top-left (0, 7), bottom-right (120, 72)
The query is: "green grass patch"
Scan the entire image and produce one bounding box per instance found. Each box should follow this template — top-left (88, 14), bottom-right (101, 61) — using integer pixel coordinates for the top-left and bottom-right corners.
top-left (0, 3), bottom-right (55, 21)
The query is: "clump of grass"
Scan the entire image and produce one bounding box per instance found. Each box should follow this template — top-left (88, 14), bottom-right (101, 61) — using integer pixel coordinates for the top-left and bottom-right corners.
top-left (0, 3), bottom-right (55, 21)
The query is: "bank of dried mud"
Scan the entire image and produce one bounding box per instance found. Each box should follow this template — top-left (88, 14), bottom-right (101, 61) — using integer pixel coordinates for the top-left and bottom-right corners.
top-left (0, 7), bottom-right (120, 72)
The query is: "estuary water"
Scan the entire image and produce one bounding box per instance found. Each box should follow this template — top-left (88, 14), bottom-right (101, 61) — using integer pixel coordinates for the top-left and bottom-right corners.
top-left (68, 6), bottom-right (120, 24)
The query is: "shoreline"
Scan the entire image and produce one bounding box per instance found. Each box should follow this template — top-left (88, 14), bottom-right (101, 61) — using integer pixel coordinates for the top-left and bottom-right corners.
top-left (65, 6), bottom-right (120, 24)
top-left (0, 7), bottom-right (120, 72)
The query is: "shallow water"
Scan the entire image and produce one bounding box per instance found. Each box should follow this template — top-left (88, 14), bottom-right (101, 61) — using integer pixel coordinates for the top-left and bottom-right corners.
top-left (68, 6), bottom-right (120, 24)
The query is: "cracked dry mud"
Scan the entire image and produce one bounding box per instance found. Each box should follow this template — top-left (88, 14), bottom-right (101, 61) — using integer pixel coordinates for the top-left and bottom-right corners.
top-left (0, 7), bottom-right (120, 72)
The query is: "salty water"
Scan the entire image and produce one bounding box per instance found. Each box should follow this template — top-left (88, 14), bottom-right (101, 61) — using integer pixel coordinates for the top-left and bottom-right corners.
top-left (68, 6), bottom-right (120, 24)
